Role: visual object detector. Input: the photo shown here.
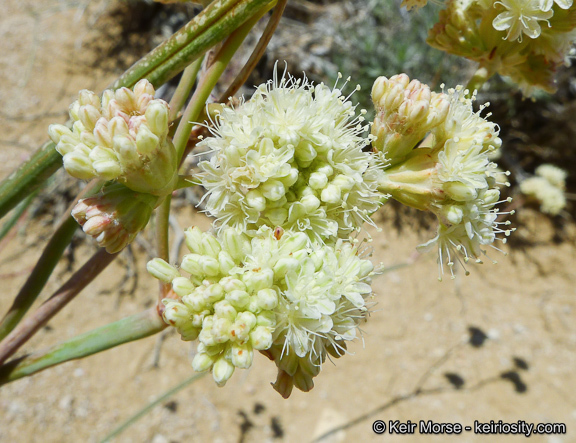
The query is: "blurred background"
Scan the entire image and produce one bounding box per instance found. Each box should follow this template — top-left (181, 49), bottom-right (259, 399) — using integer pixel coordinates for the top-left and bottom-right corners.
top-left (0, 1), bottom-right (575, 441)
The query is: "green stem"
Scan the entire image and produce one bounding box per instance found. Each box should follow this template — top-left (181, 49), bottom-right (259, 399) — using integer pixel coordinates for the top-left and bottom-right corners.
top-left (0, 180), bottom-right (102, 341)
top-left (100, 372), bottom-right (207, 442)
top-left (156, 195), bottom-right (172, 298)
top-left (172, 3), bottom-right (273, 160)
top-left (465, 66), bottom-right (492, 97)
top-left (0, 141), bottom-right (61, 220)
top-left (112, 0), bottom-right (274, 90)
top-left (0, 0), bottom-right (274, 220)
top-left (0, 190), bottom-right (38, 243)
top-left (169, 58), bottom-right (203, 122)
top-left (0, 308), bottom-right (166, 386)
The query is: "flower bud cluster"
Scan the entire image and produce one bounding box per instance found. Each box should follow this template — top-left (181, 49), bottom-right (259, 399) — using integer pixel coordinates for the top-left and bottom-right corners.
top-left (48, 79), bottom-right (177, 196)
top-left (147, 226), bottom-right (377, 391)
top-left (72, 183), bottom-right (160, 253)
top-left (371, 74), bottom-right (450, 162)
top-left (198, 70), bottom-right (384, 242)
top-left (373, 78), bottom-right (512, 279)
top-left (520, 164), bottom-right (568, 215)
top-left (425, 0), bottom-right (576, 95)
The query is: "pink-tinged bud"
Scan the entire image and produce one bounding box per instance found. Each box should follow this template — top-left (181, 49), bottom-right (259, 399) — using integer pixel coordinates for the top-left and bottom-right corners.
top-left (133, 79), bottom-right (156, 99)
top-left (71, 183), bottom-right (160, 253)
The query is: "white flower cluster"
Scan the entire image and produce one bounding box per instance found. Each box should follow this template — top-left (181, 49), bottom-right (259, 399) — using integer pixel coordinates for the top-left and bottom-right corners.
top-left (373, 76), bottom-right (513, 279)
top-left (520, 164), bottom-right (568, 215)
top-left (427, 0), bottom-right (576, 95)
top-left (197, 71), bottom-right (383, 242)
top-left (48, 80), bottom-right (177, 196)
top-left (493, 0), bottom-right (572, 41)
top-left (147, 226), bottom-right (376, 393)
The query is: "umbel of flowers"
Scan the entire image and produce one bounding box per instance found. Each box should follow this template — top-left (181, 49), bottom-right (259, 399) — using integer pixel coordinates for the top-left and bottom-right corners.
top-left (417, 0), bottom-right (576, 95)
top-left (48, 80), bottom-right (177, 252)
top-left (49, 79), bottom-right (177, 196)
top-left (197, 70), bottom-right (383, 243)
top-left (148, 226), bottom-right (377, 398)
top-left (372, 74), bottom-right (514, 279)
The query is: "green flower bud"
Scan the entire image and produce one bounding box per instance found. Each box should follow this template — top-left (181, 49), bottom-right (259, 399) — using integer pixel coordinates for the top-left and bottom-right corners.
top-left (184, 227), bottom-right (204, 254)
top-left (147, 258), bottom-right (180, 283)
top-left (192, 352), bottom-right (216, 372)
top-left (171, 277), bottom-right (195, 297)
top-left (212, 357), bottom-right (235, 386)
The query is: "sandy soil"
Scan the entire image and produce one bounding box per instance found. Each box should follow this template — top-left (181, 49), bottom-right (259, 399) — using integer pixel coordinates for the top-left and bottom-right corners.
top-left (0, 1), bottom-right (575, 442)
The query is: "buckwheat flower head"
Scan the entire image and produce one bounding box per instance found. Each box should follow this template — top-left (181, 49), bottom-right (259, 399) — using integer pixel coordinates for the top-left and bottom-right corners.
top-left (147, 226), bottom-right (378, 393)
top-left (493, 0), bottom-right (554, 41)
top-left (374, 76), bottom-right (512, 278)
top-left (427, 0), bottom-right (576, 95)
top-left (72, 183), bottom-right (160, 253)
top-left (520, 164), bottom-right (568, 215)
top-left (197, 69), bottom-right (383, 242)
top-left (48, 80), bottom-right (177, 196)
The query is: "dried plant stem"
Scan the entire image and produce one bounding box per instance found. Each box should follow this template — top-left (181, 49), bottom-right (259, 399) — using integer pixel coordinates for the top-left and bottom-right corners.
top-left (169, 58), bottom-right (203, 121)
top-left (219, 0), bottom-right (287, 102)
top-left (0, 308), bottom-right (166, 386)
top-left (0, 180), bottom-right (102, 341)
top-left (0, 248), bottom-right (118, 366)
top-left (173, 2), bottom-right (274, 160)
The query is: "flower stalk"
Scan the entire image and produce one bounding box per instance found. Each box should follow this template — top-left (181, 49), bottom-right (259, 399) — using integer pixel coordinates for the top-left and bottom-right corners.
top-left (0, 248), bottom-right (118, 366)
top-left (0, 180), bottom-right (102, 341)
top-left (0, 307), bottom-right (166, 386)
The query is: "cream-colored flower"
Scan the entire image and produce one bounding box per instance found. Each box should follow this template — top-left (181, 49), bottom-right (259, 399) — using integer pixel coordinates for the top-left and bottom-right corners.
top-left (493, 0), bottom-right (554, 41)
top-left (197, 69), bottom-right (384, 242)
top-left (373, 76), bottom-right (512, 278)
top-left (48, 80), bottom-right (177, 196)
top-left (148, 226), bottom-right (378, 391)
top-left (520, 164), bottom-right (568, 215)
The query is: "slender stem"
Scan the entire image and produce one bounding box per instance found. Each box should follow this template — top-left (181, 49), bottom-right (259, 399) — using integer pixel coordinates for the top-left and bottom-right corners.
top-left (172, 3), bottom-right (274, 160)
top-left (169, 58), bottom-right (203, 122)
top-left (465, 66), bottom-right (492, 96)
top-left (0, 308), bottom-right (166, 386)
top-left (112, 0), bottom-right (275, 90)
top-left (0, 190), bottom-right (38, 244)
top-left (0, 141), bottom-right (61, 220)
top-left (156, 194), bottom-right (172, 300)
top-left (219, 0), bottom-right (287, 102)
top-left (100, 372), bottom-right (207, 442)
top-left (0, 180), bottom-right (102, 341)
top-left (0, 249), bottom-right (118, 366)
